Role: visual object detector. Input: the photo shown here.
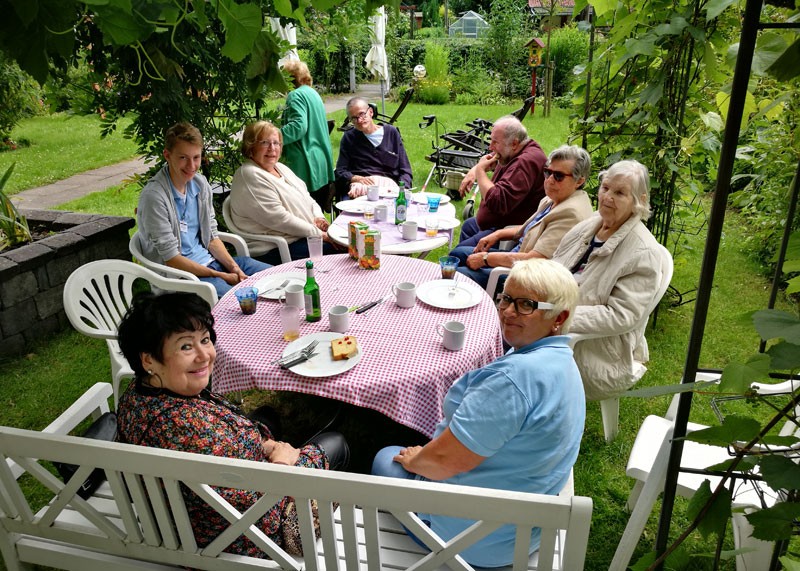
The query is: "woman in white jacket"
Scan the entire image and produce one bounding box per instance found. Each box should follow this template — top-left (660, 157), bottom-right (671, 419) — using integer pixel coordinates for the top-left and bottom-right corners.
top-left (552, 160), bottom-right (668, 401)
top-left (230, 121), bottom-right (338, 264)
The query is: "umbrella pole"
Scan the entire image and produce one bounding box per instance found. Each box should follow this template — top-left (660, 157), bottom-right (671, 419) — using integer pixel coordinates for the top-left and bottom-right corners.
top-left (380, 79), bottom-right (386, 115)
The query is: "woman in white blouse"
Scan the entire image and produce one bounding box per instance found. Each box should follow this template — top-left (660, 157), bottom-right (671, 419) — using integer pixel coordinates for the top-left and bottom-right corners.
top-left (230, 121), bottom-right (338, 264)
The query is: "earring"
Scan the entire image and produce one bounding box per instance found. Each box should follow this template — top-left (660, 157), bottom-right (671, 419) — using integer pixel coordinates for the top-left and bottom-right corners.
top-left (148, 370), bottom-right (154, 375)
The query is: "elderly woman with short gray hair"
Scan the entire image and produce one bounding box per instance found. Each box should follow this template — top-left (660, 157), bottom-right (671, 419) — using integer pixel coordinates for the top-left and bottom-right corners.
top-left (552, 159), bottom-right (667, 401)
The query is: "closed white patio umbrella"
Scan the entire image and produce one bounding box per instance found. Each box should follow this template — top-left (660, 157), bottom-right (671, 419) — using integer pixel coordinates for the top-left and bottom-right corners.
top-left (364, 6), bottom-right (390, 113)
top-left (270, 18), bottom-right (299, 66)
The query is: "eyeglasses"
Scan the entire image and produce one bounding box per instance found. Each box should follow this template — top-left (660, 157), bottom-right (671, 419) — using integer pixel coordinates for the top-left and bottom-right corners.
top-left (349, 110), bottom-right (369, 122)
top-left (495, 293), bottom-right (555, 315)
top-left (256, 140), bottom-right (281, 148)
top-left (543, 167), bottom-right (574, 182)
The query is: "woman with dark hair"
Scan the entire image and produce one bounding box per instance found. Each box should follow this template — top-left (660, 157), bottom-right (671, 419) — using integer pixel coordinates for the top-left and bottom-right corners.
top-left (116, 291), bottom-right (349, 557)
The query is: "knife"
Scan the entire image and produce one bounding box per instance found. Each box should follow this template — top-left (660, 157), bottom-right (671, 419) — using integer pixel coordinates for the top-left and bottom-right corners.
top-left (355, 295), bottom-right (388, 314)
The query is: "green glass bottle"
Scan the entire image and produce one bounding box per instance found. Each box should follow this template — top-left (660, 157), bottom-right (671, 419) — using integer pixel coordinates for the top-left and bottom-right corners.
top-left (395, 181), bottom-right (407, 225)
top-left (303, 260), bottom-right (321, 322)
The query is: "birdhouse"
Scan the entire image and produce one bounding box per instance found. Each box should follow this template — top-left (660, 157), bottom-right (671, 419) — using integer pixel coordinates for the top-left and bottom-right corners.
top-left (525, 37), bottom-right (545, 67)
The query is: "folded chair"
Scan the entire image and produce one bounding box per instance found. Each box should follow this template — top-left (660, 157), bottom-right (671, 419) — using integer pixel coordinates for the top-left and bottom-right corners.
top-left (221, 196), bottom-right (291, 264)
top-left (63, 259), bottom-right (217, 408)
top-left (610, 372), bottom-right (795, 571)
top-left (129, 229), bottom-right (250, 281)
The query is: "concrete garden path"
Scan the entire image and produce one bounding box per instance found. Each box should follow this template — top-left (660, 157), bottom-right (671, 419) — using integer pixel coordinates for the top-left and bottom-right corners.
top-left (11, 83), bottom-right (384, 210)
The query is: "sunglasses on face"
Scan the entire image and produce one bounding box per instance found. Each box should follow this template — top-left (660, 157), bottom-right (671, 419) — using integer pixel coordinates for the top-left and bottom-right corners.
top-left (256, 140), bottom-right (281, 148)
top-left (495, 293), bottom-right (555, 315)
top-left (543, 167), bottom-right (574, 182)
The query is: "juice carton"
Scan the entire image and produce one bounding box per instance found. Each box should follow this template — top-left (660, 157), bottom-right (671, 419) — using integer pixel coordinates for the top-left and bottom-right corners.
top-left (357, 228), bottom-right (381, 270)
top-left (348, 221), bottom-right (368, 259)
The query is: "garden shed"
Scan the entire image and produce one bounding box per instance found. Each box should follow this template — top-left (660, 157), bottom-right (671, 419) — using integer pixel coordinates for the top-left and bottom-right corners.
top-left (448, 11), bottom-right (488, 39)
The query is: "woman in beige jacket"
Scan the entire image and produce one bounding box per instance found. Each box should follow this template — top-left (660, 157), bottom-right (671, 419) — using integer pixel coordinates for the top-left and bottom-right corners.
top-left (450, 145), bottom-right (593, 290)
top-left (230, 121), bottom-right (338, 265)
top-left (552, 159), bottom-right (668, 401)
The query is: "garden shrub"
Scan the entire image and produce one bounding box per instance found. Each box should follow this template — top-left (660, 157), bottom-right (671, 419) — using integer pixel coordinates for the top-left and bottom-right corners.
top-left (0, 54), bottom-right (43, 141)
top-left (547, 25), bottom-right (590, 96)
top-left (416, 42), bottom-right (451, 104)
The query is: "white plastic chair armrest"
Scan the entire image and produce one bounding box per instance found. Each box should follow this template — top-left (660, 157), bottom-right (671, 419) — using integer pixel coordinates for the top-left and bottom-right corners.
top-left (485, 266), bottom-right (511, 295)
top-left (218, 231), bottom-right (250, 257)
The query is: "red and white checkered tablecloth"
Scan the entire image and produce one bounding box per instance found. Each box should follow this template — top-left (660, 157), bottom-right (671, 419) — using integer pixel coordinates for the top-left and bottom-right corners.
top-left (211, 254), bottom-right (504, 437)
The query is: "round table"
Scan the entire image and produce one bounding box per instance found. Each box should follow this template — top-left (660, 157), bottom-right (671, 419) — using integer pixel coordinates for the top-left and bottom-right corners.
top-left (328, 196), bottom-right (459, 257)
top-left (211, 254), bottom-right (504, 437)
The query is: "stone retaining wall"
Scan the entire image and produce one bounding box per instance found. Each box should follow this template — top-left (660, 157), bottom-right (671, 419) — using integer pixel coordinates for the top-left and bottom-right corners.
top-left (0, 209), bottom-right (135, 357)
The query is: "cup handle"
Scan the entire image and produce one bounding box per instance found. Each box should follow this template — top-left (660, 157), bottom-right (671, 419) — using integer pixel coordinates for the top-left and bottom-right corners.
top-left (436, 324), bottom-right (444, 338)
top-left (392, 284), bottom-right (398, 297)
top-left (279, 295), bottom-right (286, 305)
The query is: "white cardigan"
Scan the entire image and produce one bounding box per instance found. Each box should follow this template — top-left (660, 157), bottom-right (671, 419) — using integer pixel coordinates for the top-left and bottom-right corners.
top-left (230, 160), bottom-right (324, 256)
top-left (552, 213), bottom-right (663, 400)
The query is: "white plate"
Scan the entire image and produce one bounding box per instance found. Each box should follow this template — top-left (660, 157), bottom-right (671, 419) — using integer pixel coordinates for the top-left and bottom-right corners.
top-left (282, 332), bottom-right (362, 377)
top-left (417, 279), bottom-right (482, 310)
top-left (252, 272), bottom-right (305, 300)
top-left (335, 200), bottom-right (371, 214)
top-left (410, 192), bottom-right (451, 205)
top-left (379, 188), bottom-right (399, 198)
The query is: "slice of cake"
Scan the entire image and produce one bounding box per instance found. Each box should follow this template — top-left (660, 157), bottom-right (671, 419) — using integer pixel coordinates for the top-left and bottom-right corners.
top-left (331, 336), bottom-right (358, 360)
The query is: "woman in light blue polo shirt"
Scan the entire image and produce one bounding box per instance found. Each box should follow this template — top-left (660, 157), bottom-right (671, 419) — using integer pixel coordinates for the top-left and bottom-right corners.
top-left (372, 258), bottom-right (585, 568)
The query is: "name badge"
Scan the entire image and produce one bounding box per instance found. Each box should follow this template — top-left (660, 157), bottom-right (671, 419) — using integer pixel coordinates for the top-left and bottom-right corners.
top-left (179, 220), bottom-right (188, 233)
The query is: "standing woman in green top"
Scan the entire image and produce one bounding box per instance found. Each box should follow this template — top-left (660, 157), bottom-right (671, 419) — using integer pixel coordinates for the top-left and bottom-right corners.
top-left (280, 60), bottom-right (335, 211)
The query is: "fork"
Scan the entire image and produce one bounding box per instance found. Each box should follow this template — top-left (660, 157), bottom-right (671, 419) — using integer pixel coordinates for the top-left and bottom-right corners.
top-left (273, 340), bottom-right (319, 366)
top-left (263, 279), bottom-right (290, 294)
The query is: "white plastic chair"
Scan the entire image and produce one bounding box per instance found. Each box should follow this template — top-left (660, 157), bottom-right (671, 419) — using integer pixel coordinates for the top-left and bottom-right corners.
top-left (129, 229), bottom-right (251, 281)
top-left (610, 372), bottom-right (795, 571)
top-left (63, 259), bottom-right (217, 408)
top-left (568, 242), bottom-right (674, 442)
top-left (222, 196), bottom-right (291, 264)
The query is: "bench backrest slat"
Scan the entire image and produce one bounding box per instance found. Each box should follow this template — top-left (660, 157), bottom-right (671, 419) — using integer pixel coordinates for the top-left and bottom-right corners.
top-left (0, 427), bottom-right (592, 571)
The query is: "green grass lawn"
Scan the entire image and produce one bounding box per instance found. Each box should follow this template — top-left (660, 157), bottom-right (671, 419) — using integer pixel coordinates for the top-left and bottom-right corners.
top-left (0, 113), bottom-right (139, 193)
top-left (2, 101), bottom-right (793, 570)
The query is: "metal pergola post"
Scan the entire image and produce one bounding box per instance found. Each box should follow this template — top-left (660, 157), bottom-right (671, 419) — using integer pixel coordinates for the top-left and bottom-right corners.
top-left (653, 0), bottom-right (763, 565)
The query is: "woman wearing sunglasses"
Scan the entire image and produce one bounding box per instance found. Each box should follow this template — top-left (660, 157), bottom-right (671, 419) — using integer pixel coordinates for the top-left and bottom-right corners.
top-left (552, 159), bottom-right (667, 401)
top-left (371, 259), bottom-right (584, 568)
top-left (449, 145), bottom-right (593, 290)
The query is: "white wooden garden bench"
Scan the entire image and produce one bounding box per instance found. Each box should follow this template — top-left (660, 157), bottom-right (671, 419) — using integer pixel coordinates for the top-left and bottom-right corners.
top-left (0, 383), bottom-right (593, 571)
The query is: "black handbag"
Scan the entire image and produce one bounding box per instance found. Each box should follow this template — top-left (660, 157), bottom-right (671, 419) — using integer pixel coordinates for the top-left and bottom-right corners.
top-left (54, 412), bottom-right (117, 499)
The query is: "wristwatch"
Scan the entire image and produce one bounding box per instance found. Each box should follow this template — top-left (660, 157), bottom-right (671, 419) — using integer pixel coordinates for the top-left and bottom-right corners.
top-left (482, 252), bottom-right (490, 267)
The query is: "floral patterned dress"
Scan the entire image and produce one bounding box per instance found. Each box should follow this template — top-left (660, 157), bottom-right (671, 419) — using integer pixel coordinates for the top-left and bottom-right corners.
top-left (116, 382), bottom-right (328, 557)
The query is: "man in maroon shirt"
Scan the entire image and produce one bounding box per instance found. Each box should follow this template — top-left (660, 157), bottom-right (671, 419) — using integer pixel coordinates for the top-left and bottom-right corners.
top-left (456, 116), bottom-right (547, 247)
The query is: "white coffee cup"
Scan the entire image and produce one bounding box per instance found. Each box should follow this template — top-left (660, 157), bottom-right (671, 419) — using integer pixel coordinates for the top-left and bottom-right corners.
top-left (392, 282), bottom-right (416, 308)
top-left (328, 304), bottom-right (352, 333)
top-left (375, 203), bottom-right (388, 222)
top-left (367, 185), bottom-right (380, 201)
top-left (401, 221), bottom-right (417, 240)
top-left (279, 283), bottom-right (304, 308)
top-left (437, 321), bottom-right (466, 351)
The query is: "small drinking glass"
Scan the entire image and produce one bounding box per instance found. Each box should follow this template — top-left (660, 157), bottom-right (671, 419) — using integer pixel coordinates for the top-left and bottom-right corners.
top-left (427, 195), bottom-right (442, 213)
top-left (280, 305), bottom-right (302, 341)
top-left (307, 235), bottom-right (323, 262)
top-left (363, 204), bottom-right (375, 220)
top-left (234, 287), bottom-right (258, 315)
top-left (439, 256), bottom-right (459, 280)
top-left (425, 217), bottom-right (439, 237)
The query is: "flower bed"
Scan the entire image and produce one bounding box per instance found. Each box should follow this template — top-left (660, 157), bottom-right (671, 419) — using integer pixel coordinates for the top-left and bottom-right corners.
top-left (0, 209), bottom-right (134, 357)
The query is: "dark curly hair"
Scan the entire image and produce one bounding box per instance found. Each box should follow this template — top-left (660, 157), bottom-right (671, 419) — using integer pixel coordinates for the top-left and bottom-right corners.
top-left (118, 292), bottom-right (216, 380)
